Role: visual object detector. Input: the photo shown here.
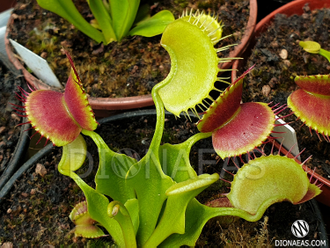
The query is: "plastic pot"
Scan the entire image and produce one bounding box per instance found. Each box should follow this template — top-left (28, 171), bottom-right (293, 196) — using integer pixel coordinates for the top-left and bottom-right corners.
top-left (0, 0), bottom-right (16, 13)
top-left (0, 118), bottom-right (30, 198)
top-left (2, 108), bottom-right (327, 244)
top-left (2, 109), bottom-right (326, 244)
top-left (5, 0), bottom-right (257, 117)
top-left (95, 110), bottom-right (330, 244)
top-left (0, 110), bottom-right (200, 245)
top-left (0, 143), bottom-right (53, 204)
top-left (0, 109), bottom-right (200, 204)
top-left (0, 64), bottom-right (30, 200)
top-left (231, 0), bottom-right (330, 206)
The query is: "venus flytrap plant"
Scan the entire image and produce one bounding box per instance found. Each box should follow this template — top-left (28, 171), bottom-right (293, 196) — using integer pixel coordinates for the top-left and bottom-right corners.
top-left (196, 66), bottom-right (276, 159)
top-left (69, 201), bottom-right (106, 238)
top-left (299, 40), bottom-right (330, 63)
top-left (16, 52), bottom-right (98, 147)
top-left (15, 10), bottom-right (321, 247)
top-left (158, 10), bottom-right (234, 117)
top-left (36, 0), bottom-right (175, 44)
top-left (287, 42), bottom-right (330, 141)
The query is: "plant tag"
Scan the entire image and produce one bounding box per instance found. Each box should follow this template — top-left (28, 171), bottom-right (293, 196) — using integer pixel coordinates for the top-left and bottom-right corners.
top-left (0, 8), bottom-right (12, 27)
top-left (0, 9), bottom-right (17, 71)
top-left (272, 117), bottom-right (300, 160)
top-left (9, 39), bottom-right (62, 88)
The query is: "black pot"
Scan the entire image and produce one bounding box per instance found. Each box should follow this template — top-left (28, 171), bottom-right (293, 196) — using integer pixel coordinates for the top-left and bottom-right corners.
top-left (257, 0), bottom-right (295, 22)
top-left (0, 109), bottom-right (328, 245)
top-left (0, 60), bottom-right (30, 201)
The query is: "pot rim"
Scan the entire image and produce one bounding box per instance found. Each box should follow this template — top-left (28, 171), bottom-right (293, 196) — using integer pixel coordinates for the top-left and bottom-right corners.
top-left (231, 0), bottom-right (330, 206)
top-left (219, 0), bottom-right (257, 70)
top-left (232, 0), bottom-right (330, 80)
top-left (5, 0), bottom-right (257, 111)
top-left (0, 66), bottom-right (30, 194)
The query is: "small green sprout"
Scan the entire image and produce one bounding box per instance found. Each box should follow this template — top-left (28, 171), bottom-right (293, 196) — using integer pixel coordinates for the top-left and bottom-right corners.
top-left (36, 0), bottom-right (175, 44)
top-left (299, 40), bottom-right (330, 63)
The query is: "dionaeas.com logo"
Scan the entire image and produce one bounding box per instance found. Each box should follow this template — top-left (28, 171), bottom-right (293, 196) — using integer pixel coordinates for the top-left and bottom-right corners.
top-left (291, 220), bottom-right (309, 238)
top-left (275, 219), bottom-right (327, 247)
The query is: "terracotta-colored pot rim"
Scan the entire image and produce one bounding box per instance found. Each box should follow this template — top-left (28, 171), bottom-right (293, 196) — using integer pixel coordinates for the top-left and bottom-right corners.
top-left (255, 0), bottom-right (330, 38)
top-left (231, 0), bottom-right (330, 206)
top-left (6, 0), bottom-right (257, 111)
top-left (232, 0), bottom-right (330, 81)
top-left (220, 0), bottom-right (257, 70)
top-left (4, 26), bottom-right (155, 111)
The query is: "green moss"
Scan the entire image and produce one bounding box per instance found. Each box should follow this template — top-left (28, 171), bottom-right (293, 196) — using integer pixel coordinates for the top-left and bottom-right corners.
top-left (11, 0), bottom-right (249, 98)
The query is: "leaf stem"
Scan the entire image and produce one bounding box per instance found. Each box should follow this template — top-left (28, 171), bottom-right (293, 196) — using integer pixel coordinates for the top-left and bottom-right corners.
top-left (204, 205), bottom-right (262, 222)
top-left (319, 48), bottom-right (330, 63)
top-left (108, 201), bottom-right (137, 248)
top-left (147, 83), bottom-right (166, 168)
top-left (58, 139), bottom-right (125, 246)
top-left (183, 132), bottom-right (212, 149)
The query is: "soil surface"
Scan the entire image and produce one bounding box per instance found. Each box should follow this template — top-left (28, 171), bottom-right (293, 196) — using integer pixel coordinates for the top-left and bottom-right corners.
top-left (240, 4), bottom-right (330, 179)
top-left (199, 201), bottom-right (324, 247)
top-left (0, 60), bottom-right (23, 176)
top-left (9, 0), bottom-right (249, 98)
top-left (0, 113), bottom-right (325, 246)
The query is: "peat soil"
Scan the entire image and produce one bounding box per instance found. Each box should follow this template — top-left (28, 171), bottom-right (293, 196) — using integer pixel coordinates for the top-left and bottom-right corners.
top-left (240, 4), bottom-right (330, 179)
top-left (8, 0), bottom-right (249, 98)
top-left (0, 113), bottom-right (324, 246)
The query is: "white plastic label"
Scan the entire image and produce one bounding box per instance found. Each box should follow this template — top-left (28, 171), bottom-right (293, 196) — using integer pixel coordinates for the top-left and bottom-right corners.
top-left (9, 39), bottom-right (62, 88)
top-left (272, 117), bottom-right (300, 160)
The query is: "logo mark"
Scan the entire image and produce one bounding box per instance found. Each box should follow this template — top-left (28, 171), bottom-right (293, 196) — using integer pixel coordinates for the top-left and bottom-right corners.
top-left (291, 220), bottom-right (309, 238)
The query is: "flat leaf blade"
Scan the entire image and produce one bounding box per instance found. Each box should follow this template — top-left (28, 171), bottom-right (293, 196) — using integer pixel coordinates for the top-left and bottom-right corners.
top-left (89, 0), bottom-right (117, 43)
top-left (82, 130), bottom-right (136, 204)
top-left (145, 174), bottom-right (219, 247)
top-left (37, 0), bottom-right (105, 43)
top-left (58, 138), bottom-right (125, 246)
top-left (110, 0), bottom-right (139, 41)
top-left (126, 155), bottom-right (174, 246)
top-left (129, 10), bottom-right (175, 37)
top-left (159, 143), bottom-right (197, 183)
